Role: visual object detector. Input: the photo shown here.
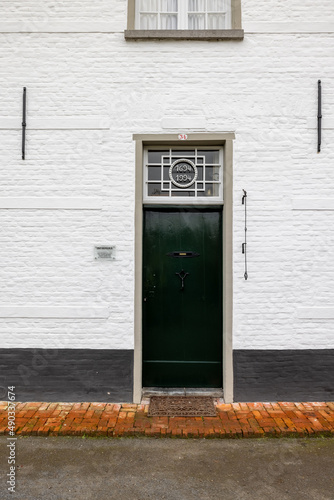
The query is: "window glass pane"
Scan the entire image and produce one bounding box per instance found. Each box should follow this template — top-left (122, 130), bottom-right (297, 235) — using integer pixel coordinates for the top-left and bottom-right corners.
top-left (140, 0), bottom-right (158, 12)
top-left (171, 149), bottom-right (195, 156)
top-left (207, 0), bottom-right (225, 11)
top-left (160, 0), bottom-right (178, 11)
top-left (147, 166), bottom-right (161, 181)
top-left (205, 166), bottom-right (220, 181)
top-left (163, 166), bottom-right (170, 180)
top-left (171, 191), bottom-right (195, 197)
top-left (197, 166), bottom-right (203, 181)
top-left (213, 167), bottom-right (220, 181)
top-left (148, 150), bottom-right (168, 163)
top-left (208, 13), bottom-right (226, 29)
top-left (140, 13), bottom-right (158, 29)
top-left (161, 14), bottom-right (178, 29)
top-left (188, 0), bottom-right (206, 12)
top-left (188, 13), bottom-right (205, 29)
top-left (204, 184), bottom-right (219, 197)
top-left (198, 150), bottom-right (220, 163)
top-left (206, 167), bottom-right (214, 181)
top-left (148, 183), bottom-right (169, 196)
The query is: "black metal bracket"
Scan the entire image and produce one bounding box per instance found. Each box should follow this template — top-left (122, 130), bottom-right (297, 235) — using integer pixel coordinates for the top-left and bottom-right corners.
top-left (242, 189), bottom-right (248, 280)
top-left (317, 80), bottom-right (322, 153)
top-left (22, 87), bottom-right (27, 160)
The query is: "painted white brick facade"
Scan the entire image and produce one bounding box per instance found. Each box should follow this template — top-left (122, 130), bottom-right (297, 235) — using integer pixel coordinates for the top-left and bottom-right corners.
top-left (0, 1), bottom-right (333, 351)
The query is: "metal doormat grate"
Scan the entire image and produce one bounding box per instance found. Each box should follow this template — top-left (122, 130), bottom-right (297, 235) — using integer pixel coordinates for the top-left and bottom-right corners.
top-left (148, 396), bottom-right (217, 417)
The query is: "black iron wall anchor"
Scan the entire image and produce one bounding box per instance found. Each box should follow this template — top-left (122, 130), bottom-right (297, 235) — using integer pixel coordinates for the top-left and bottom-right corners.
top-left (242, 189), bottom-right (248, 280)
top-left (318, 80), bottom-right (322, 153)
top-left (22, 87), bottom-right (27, 160)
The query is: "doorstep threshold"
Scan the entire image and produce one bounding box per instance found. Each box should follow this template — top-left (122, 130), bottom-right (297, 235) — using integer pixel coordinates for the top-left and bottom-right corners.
top-left (142, 387), bottom-right (224, 398)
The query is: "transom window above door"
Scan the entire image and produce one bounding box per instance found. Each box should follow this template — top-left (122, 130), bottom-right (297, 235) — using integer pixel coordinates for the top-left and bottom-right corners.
top-left (137, 0), bottom-right (232, 30)
top-left (144, 147), bottom-right (223, 203)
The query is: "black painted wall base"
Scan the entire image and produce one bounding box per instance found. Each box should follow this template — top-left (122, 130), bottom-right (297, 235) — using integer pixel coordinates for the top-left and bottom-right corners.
top-left (234, 349), bottom-right (334, 402)
top-left (0, 349), bottom-right (133, 403)
top-left (2, 348), bottom-right (332, 403)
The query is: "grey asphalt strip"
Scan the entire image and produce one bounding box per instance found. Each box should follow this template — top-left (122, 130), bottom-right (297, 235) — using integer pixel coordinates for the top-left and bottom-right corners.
top-left (0, 437), bottom-right (333, 500)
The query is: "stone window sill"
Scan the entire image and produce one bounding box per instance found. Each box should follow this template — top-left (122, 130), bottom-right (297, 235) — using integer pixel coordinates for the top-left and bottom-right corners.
top-left (124, 29), bottom-right (244, 41)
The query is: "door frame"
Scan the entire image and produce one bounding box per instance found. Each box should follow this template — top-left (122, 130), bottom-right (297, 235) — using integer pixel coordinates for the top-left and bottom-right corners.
top-left (133, 133), bottom-right (234, 403)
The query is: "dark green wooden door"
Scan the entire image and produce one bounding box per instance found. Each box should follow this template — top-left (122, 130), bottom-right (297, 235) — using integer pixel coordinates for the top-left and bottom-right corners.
top-left (143, 208), bottom-right (222, 387)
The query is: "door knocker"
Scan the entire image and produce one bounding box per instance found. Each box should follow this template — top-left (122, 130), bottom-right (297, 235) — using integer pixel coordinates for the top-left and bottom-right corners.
top-left (175, 270), bottom-right (189, 291)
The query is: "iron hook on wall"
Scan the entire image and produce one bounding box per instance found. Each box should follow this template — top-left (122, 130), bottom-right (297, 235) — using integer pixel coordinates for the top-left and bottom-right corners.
top-left (317, 80), bottom-right (322, 153)
top-left (242, 189), bottom-right (248, 280)
top-left (22, 87), bottom-right (27, 160)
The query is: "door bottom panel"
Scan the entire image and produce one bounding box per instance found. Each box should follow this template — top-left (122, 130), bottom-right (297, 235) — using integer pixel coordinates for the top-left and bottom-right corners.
top-left (143, 361), bottom-right (222, 388)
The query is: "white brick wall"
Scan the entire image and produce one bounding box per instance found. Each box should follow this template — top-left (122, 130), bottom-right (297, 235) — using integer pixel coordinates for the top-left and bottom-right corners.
top-left (243, 0), bottom-right (334, 22)
top-left (0, 0), bottom-right (115, 19)
top-left (0, 1), bottom-right (333, 350)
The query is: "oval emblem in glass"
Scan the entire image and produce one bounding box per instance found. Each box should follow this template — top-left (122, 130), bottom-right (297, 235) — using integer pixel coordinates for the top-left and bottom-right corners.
top-left (169, 158), bottom-right (198, 189)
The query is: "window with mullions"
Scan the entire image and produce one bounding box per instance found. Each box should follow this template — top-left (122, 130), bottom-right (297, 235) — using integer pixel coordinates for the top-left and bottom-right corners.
top-left (144, 148), bottom-right (223, 202)
top-left (137, 0), bottom-right (231, 30)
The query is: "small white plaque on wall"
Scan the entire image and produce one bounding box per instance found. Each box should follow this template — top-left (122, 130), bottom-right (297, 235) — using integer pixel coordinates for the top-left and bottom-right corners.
top-left (94, 245), bottom-right (116, 261)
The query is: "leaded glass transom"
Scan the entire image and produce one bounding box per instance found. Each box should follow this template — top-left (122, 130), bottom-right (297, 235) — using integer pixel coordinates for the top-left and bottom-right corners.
top-left (144, 148), bottom-right (223, 203)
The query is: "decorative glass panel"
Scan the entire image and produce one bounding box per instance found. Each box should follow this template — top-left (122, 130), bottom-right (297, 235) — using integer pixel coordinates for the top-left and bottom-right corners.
top-left (145, 148), bottom-right (222, 201)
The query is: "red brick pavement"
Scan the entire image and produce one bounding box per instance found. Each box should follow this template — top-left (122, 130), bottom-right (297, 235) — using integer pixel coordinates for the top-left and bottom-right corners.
top-left (1, 401), bottom-right (334, 438)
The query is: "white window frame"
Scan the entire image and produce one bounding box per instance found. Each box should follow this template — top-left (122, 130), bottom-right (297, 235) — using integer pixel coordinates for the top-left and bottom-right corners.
top-left (135, 1), bottom-right (232, 30)
top-left (143, 145), bottom-right (224, 205)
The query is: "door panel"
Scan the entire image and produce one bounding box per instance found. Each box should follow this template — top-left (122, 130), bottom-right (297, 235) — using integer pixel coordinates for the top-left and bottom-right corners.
top-left (143, 208), bottom-right (222, 387)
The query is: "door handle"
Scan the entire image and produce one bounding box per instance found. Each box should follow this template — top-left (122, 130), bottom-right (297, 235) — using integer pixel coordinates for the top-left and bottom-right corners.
top-left (175, 270), bottom-right (189, 291)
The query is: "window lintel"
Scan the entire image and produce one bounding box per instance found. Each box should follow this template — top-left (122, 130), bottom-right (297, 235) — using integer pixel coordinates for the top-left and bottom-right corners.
top-left (133, 133), bottom-right (236, 145)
